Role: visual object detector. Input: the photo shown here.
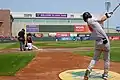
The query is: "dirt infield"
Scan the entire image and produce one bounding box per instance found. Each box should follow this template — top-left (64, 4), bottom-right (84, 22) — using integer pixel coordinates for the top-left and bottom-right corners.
top-left (0, 48), bottom-right (120, 80)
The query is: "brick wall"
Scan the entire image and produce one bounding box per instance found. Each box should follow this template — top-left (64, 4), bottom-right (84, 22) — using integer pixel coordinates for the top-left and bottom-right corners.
top-left (0, 9), bottom-right (11, 36)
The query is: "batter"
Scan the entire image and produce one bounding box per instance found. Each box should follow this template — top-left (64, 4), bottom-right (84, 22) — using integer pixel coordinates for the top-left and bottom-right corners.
top-left (82, 12), bottom-right (113, 80)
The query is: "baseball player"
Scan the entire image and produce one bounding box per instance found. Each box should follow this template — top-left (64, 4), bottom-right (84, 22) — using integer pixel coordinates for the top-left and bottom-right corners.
top-left (82, 12), bottom-right (113, 80)
top-left (26, 33), bottom-right (33, 50)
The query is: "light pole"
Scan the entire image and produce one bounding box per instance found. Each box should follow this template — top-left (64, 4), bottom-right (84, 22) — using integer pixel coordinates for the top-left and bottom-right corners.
top-left (105, 1), bottom-right (111, 33)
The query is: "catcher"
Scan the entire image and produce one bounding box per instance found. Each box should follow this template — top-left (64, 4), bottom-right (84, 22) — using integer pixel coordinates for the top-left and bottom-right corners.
top-left (82, 12), bottom-right (113, 80)
top-left (26, 33), bottom-right (33, 50)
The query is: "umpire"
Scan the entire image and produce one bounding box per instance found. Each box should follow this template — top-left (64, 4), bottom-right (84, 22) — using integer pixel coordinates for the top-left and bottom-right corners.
top-left (18, 29), bottom-right (26, 51)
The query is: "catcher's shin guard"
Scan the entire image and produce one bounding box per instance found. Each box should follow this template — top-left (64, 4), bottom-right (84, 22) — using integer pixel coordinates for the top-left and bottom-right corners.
top-left (84, 70), bottom-right (91, 80)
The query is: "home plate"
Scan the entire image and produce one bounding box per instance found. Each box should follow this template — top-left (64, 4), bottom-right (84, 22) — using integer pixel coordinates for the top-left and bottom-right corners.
top-left (59, 69), bottom-right (120, 80)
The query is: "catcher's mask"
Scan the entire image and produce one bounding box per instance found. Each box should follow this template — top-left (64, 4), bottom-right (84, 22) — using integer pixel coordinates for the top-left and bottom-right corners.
top-left (82, 12), bottom-right (92, 22)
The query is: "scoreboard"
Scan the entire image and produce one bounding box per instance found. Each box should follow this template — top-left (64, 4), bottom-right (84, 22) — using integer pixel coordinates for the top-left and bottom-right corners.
top-left (26, 25), bottom-right (88, 32)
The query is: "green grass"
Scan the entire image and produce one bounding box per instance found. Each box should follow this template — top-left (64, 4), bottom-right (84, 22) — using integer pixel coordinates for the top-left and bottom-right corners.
top-left (0, 40), bottom-right (119, 76)
top-left (0, 52), bottom-right (35, 76)
top-left (34, 40), bottom-right (120, 62)
top-left (34, 40), bottom-right (94, 48)
top-left (2, 41), bottom-right (94, 49)
top-left (110, 48), bottom-right (120, 62)
top-left (4, 42), bottom-right (20, 49)
top-left (73, 40), bottom-right (120, 62)
top-left (1, 40), bottom-right (120, 49)
top-left (3, 40), bottom-right (119, 62)
top-left (110, 40), bottom-right (120, 47)
top-left (0, 43), bottom-right (16, 49)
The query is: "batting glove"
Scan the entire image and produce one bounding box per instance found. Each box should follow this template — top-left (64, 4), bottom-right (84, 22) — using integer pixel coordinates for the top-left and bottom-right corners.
top-left (105, 12), bottom-right (113, 18)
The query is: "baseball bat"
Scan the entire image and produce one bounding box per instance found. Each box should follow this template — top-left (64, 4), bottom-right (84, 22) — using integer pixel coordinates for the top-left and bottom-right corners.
top-left (112, 3), bottom-right (120, 13)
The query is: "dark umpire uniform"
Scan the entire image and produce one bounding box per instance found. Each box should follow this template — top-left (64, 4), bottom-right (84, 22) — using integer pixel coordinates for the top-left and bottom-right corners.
top-left (18, 29), bottom-right (26, 51)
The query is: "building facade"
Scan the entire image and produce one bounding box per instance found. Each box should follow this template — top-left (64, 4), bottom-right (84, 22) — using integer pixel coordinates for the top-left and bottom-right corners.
top-left (11, 12), bottom-right (91, 37)
top-left (0, 10), bottom-right (12, 36)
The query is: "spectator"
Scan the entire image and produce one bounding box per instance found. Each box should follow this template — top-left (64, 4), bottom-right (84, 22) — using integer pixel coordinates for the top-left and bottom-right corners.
top-left (73, 36), bottom-right (76, 41)
top-left (18, 29), bottom-right (26, 51)
top-left (55, 36), bottom-right (58, 42)
top-left (80, 36), bottom-right (83, 41)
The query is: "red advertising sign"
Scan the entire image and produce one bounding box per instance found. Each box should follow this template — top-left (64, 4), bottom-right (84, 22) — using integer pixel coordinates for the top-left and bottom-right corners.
top-left (109, 36), bottom-right (120, 40)
top-left (56, 33), bottom-right (70, 37)
top-left (35, 33), bottom-right (43, 38)
top-left (74, 25), bottom-right (86, 32)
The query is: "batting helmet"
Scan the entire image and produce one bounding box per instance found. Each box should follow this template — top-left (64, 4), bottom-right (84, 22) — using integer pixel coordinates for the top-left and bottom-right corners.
top-left (82, 12), bottom-right (92, 22)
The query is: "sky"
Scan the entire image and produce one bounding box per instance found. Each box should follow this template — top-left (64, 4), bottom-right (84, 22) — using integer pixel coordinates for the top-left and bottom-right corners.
top-left (0, 0), bottom-right (120, 28)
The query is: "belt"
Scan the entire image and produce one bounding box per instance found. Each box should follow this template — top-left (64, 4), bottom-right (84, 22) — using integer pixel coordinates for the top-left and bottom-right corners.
top-left (96, 38), bottom-right (106, 41)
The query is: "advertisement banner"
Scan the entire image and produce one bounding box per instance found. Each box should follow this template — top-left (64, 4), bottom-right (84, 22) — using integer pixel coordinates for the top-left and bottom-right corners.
top-left (74, 25), bottom-right (86, 32)
top-left (34, 33), bottom-right (43, 38)
top-left (36, 13), bottom-right (67, 17)
top-left (58, 36), bottom-right (90, 41)
top-left (109, 36), bottom-right (120, 40)
top-left (58, 37), bottom-right (73, 41)
top-left (56, 33), bottom-right (70, 37)
top-left (26, 25), bottom-right (39, 32)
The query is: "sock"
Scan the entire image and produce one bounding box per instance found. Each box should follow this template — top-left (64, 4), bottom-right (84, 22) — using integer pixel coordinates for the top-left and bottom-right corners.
top-left (104, 60), bottom-right (110, 75)
top-left (87, 59), bottom-right (96, 71)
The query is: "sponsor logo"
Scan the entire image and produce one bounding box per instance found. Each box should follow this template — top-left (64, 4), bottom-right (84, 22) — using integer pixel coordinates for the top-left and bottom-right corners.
top-left (36, 13), bottom-right (67, 17)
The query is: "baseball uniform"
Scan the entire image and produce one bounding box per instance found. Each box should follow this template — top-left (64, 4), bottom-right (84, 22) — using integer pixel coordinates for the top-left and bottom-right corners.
top-left (87, 18), bottom-right (110, 75)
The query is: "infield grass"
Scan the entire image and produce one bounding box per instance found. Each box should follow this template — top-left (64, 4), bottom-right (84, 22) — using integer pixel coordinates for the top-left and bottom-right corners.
top-left (3, 40), bottom-right (94, 49)
top-left (33, 40), bottom-right (120, 62)
top-left (72, 40), bottom-right (120, 62)
top-left (2, 41), bottom-right (120, 62)
top-left (2, 40), bottom-right (120, 49)
top-left (0, 43), bottom-right (16, 49)
top-left (0, 52), bottom-right (35, 76)
top-left (0, 40), bottom-right (119, 76)
top-left (32, 40), bottom-right (94, 48)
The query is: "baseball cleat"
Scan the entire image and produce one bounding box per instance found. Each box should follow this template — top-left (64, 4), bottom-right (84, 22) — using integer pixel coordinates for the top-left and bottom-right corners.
top-left (84, 76), bottom-right (88, 80)
top-left (83, 70), bottom-right (91, 80)
top-left (102, 74), bottom-right (108, 80)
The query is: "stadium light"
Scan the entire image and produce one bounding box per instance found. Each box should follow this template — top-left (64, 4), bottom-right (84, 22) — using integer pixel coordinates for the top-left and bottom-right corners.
top-left (105, 1), bottom-right (111, 33)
